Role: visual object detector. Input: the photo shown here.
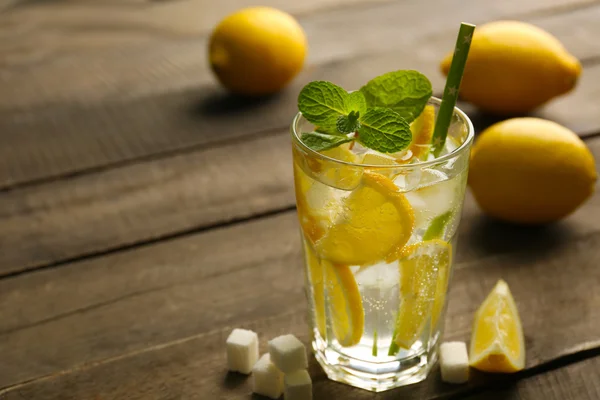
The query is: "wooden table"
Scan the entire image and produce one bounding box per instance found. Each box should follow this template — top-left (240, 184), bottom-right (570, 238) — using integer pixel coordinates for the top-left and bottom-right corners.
top-left (1, 0), bottom-right (599, 399)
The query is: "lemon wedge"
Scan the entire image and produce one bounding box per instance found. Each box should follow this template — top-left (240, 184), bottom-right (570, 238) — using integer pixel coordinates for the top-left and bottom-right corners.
top-left (469, 280), bottom-right (525, 373)
top-left (304, 240), bottom-right (364, 347)
top-left (393, 239), bottom-right (451, 349)
top-left (323, 261), bottom-right (364, 347)
top-left (409, 105), bottom-right (435, 160)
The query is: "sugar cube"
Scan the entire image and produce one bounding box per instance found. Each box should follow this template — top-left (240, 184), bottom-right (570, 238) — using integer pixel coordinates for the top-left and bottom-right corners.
top-left (268, 334), bottom-right (308, 373)
top-left (226, 328), bottom-right (259, 374)
top-left (252, 354), bottom-right (284, 399)
top-left (284, 370), bottom-right (312, 400)
top-left (439, 341), bottom-right (469, 384)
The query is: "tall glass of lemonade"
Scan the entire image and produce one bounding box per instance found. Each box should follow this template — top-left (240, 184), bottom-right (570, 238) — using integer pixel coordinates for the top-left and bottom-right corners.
top-left (291, 89), bottom-right (474, 391)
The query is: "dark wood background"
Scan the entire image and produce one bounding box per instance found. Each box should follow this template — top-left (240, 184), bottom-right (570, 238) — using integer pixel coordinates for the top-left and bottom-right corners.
top-left (1, 0), bottom-right (599, 399)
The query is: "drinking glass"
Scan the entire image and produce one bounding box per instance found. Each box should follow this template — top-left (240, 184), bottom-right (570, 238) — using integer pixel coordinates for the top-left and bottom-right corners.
top-left (291, 97), bottom-right (474, 392)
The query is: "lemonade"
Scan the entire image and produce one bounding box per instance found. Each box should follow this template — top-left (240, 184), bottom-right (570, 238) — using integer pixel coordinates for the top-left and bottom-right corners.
top-left (292, 93), bottom-right (474, 391)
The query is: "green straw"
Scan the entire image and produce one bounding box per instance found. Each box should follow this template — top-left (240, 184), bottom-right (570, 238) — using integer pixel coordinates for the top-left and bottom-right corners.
top-left (431, 22), bottom-right (476, 157)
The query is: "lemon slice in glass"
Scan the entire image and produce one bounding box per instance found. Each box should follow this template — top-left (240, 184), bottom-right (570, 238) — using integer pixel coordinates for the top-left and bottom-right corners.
top-left (409, 105), bottom-right (435, 161)
top-left (323, 260), bottom-right (364, 347)
top-left (304, 241), bottom-right (364, 347)
top-left (304, 240), bottom-right (327, 338)
top-left (393, 239), bottom-right (451, 349)
top-left (315, 171), bottom-right (414, 266)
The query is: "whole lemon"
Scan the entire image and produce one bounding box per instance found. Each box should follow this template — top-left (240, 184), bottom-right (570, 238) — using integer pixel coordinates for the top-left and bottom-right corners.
top-left (441, 21), bottom-right (581, 115)
top-left (209, 7), bottom-right (307, 96)
top-left (469, 118), bottom-right (597, 224)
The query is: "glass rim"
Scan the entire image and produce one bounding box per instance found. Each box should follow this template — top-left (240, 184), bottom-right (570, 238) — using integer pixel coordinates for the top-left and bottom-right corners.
top-left (291, 96), bottom-right (475, 169)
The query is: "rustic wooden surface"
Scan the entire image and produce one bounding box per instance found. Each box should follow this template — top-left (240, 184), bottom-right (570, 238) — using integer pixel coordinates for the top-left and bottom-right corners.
top-left (1, 0), bottom-right (600, 399)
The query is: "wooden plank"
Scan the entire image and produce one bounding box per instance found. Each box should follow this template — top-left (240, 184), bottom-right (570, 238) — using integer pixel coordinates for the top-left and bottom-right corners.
top-left (0, 132), bottom-right (295, 276)
top-left (2, 207), bottom-right (600, 397)
top-left (465, 357), bottom-right (600, 400)
top-left (0, 0), bottom-right (389, 50)
top-left (0, 212), bottom-right (306, 388)
top-left (1, 0), bottom-right (598, 189)
top-left (1, 117), bottom-right (599, 278)
top-left (0, 0), bottom-right (590, 107)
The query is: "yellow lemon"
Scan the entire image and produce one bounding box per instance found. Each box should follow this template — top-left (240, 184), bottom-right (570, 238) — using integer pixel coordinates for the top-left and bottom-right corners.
top-left (315, 171), bottom-right (414, 266)
top-left (470, 280), bottom-right (525, 373)
top-left (469, 118), bottom-right (596, 224)
top-left (441, 21), bottom-right (581, 115)
top-left (393, 239), bottom-right (451, 349)
top-left (408, 105), bottom-right (435, 160)
top-left (209, 7), bottom-right (307, 95)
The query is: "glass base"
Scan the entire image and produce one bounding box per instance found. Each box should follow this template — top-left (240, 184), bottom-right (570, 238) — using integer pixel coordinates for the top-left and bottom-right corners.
top-left (313, 336), bottom-right (438, 392)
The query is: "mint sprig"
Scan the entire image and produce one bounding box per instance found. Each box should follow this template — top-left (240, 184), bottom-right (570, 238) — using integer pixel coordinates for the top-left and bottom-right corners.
top-left (357, 108), bottom-right (411, 153)
top-left (300, 132), bottom-right (353, 152)
top-left (337, 111), bottom-right (361, 134)
top-left (298, 81), bottom-right (359, 130)
top-left (360, 70), bottom-right (432, 123)
top-left (297, 71), bottom-right (431, 154)
top-left (346, 91), bottom-right (367, 116)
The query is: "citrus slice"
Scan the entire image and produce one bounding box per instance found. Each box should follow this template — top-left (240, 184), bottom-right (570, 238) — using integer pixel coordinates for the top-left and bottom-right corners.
top-left (469, 280), bottom-right (525, 373)
top-left (304, 241), bottom-right (326, 338)
top-left (409, 105), bottom-right (435, 160)
top-left (361, 152), bottom-right (400, 178)
top-left (293, 162), bottom-right (327, 244)
top-left (319, 145), bottom-right (363, 190)
top-left (315, 171), bottom-right (415, 266)
top-left (295, 144), bottom-right (363, 191)
top-left (393, 239), bottom-right (451, 349)
top-left (323, 261), bottom-right (364, 347)
top-left (430, 240), bottom-right (453, 329)
top-left (362, 152), bottom-right (398, 166)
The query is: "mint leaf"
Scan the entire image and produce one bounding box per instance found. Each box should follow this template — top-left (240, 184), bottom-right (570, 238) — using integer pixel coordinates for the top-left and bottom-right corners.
top-left (301, 132), bottom-right (353, 151)
top-left (315, 125), bottom-right (344, 136)
top-left (372, 329), bottom-right (378, 357)
top-left (423, 211), bottom-right (453, 240)
top-left (298, 81), bottom-right (348, 129)
top-left (360, 70), bottom-right (432, 123)
top-left (346, 91), bottom-right (367, 115)
top-left (388, 326), bottom-right (400, 356)
top-left (357, 108), bottom-right (411, 153)
top-left (337, 111), bottom-right (361, 134)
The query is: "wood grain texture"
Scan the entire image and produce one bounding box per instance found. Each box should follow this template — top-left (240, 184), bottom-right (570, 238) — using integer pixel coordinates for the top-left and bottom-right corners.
top-left (1, 0), bottom-right (600, 397)
top-left (465, 357), bottom-right (600, 400)
top-left (0, 139), bottom-right (599, 389)
top-left (2, 208), bottom-right (600, 397)
top-left (0, 132), bottom-right (295, 276)
top-left (1, 122), bottom-right (599, 278)
top-left (0, 212), bottom-right (305, 388)
top-left (1, 0), bottom-right (599, 189)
